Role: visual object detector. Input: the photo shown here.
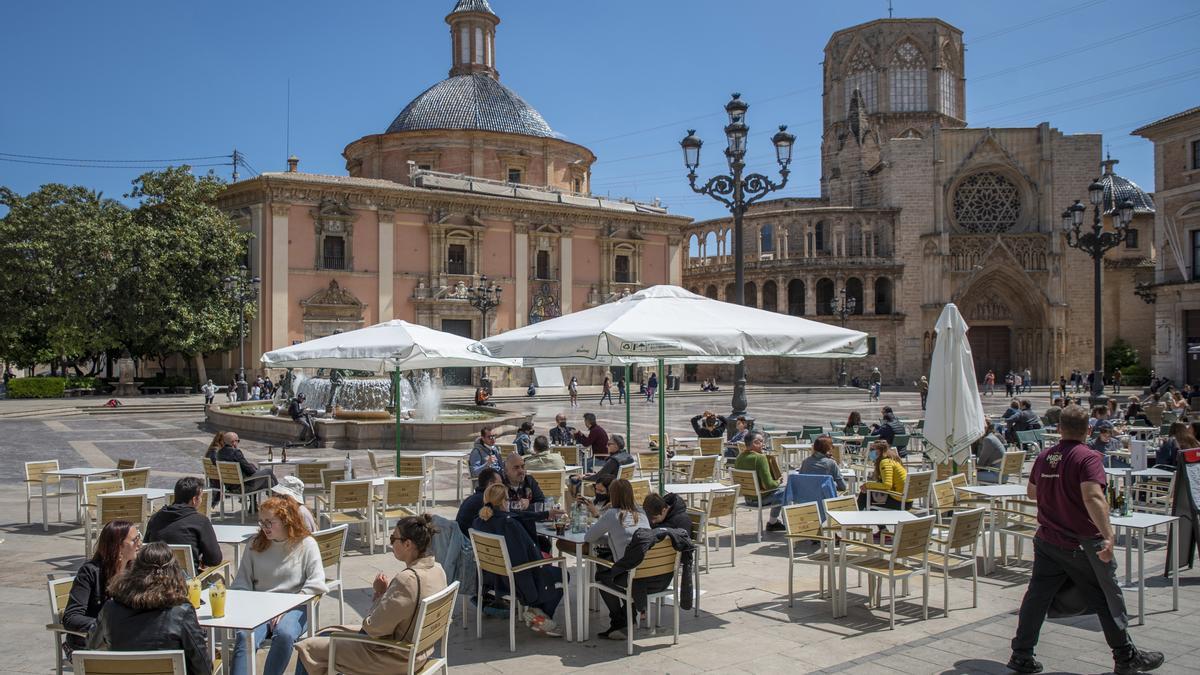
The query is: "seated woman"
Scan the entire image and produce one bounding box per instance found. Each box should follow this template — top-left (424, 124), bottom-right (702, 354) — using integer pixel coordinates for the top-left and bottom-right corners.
top-left (230, 497), bottom-right (327, 675)
top-left (455, 468), bottom-right (504, 536)
top-left (86, 543), bottom-right (210, 675)
top-left (690, 410), bottom-right (728, 439)
top-left (578, 474), bottom-right (616, 518)
top-left (513, 421), bottom-right (535, 455)
top-left (725, 416), bottom-right (749, 458)
top-left (1157, 422), bottom-right (1199, 467)
top-left (843, 411), bottom-right (863, 435)
top-left (569, 435), bottom-right (632, 496)
top-left (471, 484), bottom-right (564, 636)
top-left (858, 441), bottom-right (909, 530)
top-left (295, 516), bottom-right (448, 674)
top-left (585, 479), bottom-right (650, 640)
top-left (974, 421), bottom-right (1007, 483)
top-left (63, 520), bottom-right (140, 659)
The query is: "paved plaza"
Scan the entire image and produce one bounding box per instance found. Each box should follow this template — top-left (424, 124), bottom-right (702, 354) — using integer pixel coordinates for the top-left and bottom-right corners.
top-left (1, 388), bottom-right (1197, 674)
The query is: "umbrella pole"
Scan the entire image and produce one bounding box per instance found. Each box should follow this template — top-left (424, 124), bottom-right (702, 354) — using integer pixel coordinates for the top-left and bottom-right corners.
top-left (658, 358), bottom-right (666, 495)
top-left (392, 369), bottom-right (402, 476)
top-left (624, 364), bottom-right (632, 448)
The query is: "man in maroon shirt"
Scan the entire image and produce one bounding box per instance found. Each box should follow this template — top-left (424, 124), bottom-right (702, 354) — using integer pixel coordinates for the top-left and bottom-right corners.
top-left (573, 412), bottom-right (609, 470)
top-left (1008, 405), bottom-right (1163, 675)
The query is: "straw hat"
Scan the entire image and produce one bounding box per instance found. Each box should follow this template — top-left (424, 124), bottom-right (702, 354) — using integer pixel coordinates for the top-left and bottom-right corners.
top-left (271, 475), bottom-right (305, 504)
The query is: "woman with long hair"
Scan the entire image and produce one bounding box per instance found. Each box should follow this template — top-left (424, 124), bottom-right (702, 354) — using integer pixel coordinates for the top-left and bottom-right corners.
top-left (87, 543), bottom-right (210, 675)
top-left (1157, 421), bottom-right (1199, 468)
top-left (229, 497), bottom-right (326, 675)
top-left (844, 411), bottom-right (863, 435)
top-left (858, 440), bottom-right (909, 521)
top-left (471, 484), bottom-right (564, 636)
top-left (62, 520), bottom-right (140, 656)
top-left (204, 431), bottom-right (225, 502)
top-left (296, 515), bottom-right (448, 674)
top-left (585, 478), bottom-right (650, 639)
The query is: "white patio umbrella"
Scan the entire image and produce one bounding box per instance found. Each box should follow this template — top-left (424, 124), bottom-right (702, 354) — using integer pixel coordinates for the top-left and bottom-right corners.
top-left (480, 285), bottom-right (869, 488)
top-left (923, 303), bottom-right (986, 465)
top-left (261, 320), bottom-right (516, 468)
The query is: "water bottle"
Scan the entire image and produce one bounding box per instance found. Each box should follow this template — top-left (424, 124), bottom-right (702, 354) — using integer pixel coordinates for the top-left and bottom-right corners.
top-left (344, 453), bottom-right (353, 479)
top-left (570, 502), bottom-right (584, 534)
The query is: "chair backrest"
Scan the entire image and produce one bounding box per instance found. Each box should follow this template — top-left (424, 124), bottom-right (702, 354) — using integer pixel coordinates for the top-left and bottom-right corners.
top-left (783, 502), bottom-right (823, 540)
top-left (168, 544), bottom-right (196, 577)
top-left (382, 477), bottom-right (423, 509)
top-left (397, 457), bottom-right (425, 478)
top-left (98, 494), bottom-right (146, 528)
top-left (946, 508), bottom-right (986, 550)
top-left (551, 445), bottom-right (580, 466)
top-left (197, 489), bottom-right (213, 518)
top-left (411, 580), bottom-right (461, 657)
top-left (618, 463), bottom-right (636, 482)
top-left (770, 436), bottom-right (796, 454)
top-left (904, 470), bottom-right (934, 503)
top-left (329, 480), bottom-right (372, 510)
top-left (25, 460), bottom-right (61, 487)
top-left (823, 495), bottom-right (859, 514)
top-left (367, 450), bottom-right (381, 477)
top-left (893, 434), bottom-right (910, 450)
top-left (729, 468), bottom-right (761, 499)
top-left (72, 650), bottom-right (186, 675)
top-left (320, 467), bottom-right (347, 492)
top-left (631, 538), bottom-right (680, 580)
top-left (201, 458), bottom-right (221, 483)
top-left (706, 487), bottom-right (739, 519)
top-left (854, 425), bottom-right (873, 436)
top-left (931, 479), bottom-right (956, 511)
top-left (673, 444), bottom-right (697, 456)
top-left (689, 456), bottom-right (718, 482)
top-left (311, 525), bottom-right (349, 572)
top-left (295, 462), bottom-right (330, 486)
top-left (735, 441), bottom-right (746, 455)
top-left (637, 452), bottom-right (661, 474)
top-left (649, 434), bottom-right (669, 450)
top-left (469, 529), bottom-right (513, 577)
top-left (698, 438), bottom-right (724, 456)
top-left (528, 470), bottom-right (565, 501)
top-left (948, 473), bottom-right (968, 490)
top-left (216, 461), bottom-right (246, 487)
top-left (84, 478), bottom-right (125, 508)
top-left (119, 468), bottom-right (150, 490)
top-left (47, 574), bottom-right (75, 622)
top-left (116, 459), bottom-right (137, 470)
top-left (629, 478), bottom-right (651, 504)
top-left (828, 443), bottom-right (844, 465)
top-left (935, 462), bottom-right (954, 481)
top-left (893, 515), bottom-right (935, 559)
top-left (1000, 451), bottom-right (1026, 483)
top-left (496, 443), bottom-right (517, 456)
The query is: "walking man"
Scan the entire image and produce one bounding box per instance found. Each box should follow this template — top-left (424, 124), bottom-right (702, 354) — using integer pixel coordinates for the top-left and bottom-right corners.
top-left (1007, 404), bottom-right (1163, 674)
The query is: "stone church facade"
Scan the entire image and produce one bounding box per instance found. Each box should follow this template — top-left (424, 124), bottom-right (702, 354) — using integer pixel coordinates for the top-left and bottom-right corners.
top-left (683, 18), bottom-right (1155, 386)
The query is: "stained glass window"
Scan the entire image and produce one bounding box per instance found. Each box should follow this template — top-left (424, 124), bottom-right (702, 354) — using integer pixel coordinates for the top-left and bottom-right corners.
top-left (953, 172), bottom-right (1021, 233)
top-left (844, 48), bottom-right (877, 115)
top-left (889, 42), bottom-right (927, 112)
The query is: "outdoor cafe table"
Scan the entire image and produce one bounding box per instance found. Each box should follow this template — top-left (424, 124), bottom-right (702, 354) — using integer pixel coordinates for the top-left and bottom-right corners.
top-left (781, 442), bottom-right (813, 466)
top-left (196, 587), bottom-right (317, 675)
top-left (1109, 512), bottom-right (1180, 625)
top-left (955, 483), bottom-right (1029, 574)
top-left (827, 510), bottom-right (918, 617)
top-left (419, 450), bottom-right (470, 503)
top-left (43, 467), bottom-right (120, 527)
top-left (535, 522), bottom-right (588, 642)
top-left (212, 524), bottom-right (259, 568)
top-left (258, 456), bottom-right (316, 466)
top-left (109, 487), bottom-right (172, 507)
top-left (1126, 426), bottom-right (1157, 442)
top-left (664, 482), bottom-right (730, 496)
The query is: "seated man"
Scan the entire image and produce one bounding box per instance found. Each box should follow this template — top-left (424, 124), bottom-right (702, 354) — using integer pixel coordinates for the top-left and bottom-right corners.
top-left (548, 414), bottom-right (574, 446)
top-left (469, 426), bottom-right (503, 477)
top-left (640, 492), bottom-right (695, 609)
top-left (287, 393), bottom-right (318, 443)
top-left (798, 436), bottom-right (846, 492)
top-left (872, 407), bottom-right (906, 447)
top-left (1088, 421), bottom-right (1126, 467)
top-left (144, 477), bottom-right (222, 571)
top-left (1007, 399), bottom-right (1043, 444)
top-left (215, 432), bottom-right (276, 492)
top-left (975, 421), bottom-right (1007, 483)
top-left (524, 435), bottom-right (567, 472)
top-left (690, 410), bottom-right (728, 438)
top-left (733, 431), bottom-right (785, 531)
top-left (474, 386), bottom-right (495, 407)
top-left (569, 435), bottom-right (633, 497)
top-left (1043, 398), bottom-right (1064, 427)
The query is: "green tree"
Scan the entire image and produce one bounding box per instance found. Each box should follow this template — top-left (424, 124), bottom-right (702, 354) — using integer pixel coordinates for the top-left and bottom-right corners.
top-left (1105, 338), bottom-right (1140, 375)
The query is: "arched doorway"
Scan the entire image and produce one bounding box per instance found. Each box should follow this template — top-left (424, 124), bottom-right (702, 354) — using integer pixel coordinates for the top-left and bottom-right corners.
top-left (955, 269), bottom-right (1050, 382)
top-left (762, 280), bottom-right (778, 313)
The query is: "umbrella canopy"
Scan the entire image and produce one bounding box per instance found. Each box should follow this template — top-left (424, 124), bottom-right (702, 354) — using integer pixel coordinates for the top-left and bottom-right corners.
top-left (261, 320), bottom-right (515, 372)
top-left (923, 304), bottom-right (986, 465)
top-left (479, 285), bottom-right (868, 360)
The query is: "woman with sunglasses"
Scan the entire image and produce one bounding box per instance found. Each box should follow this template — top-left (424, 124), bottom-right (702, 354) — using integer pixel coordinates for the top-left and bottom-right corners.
top-left (295, 515), bottom-right (447, 674)
top-left (62, 520), bottom-right (141, 659)
top-left (229, 497), bottom-right (326, 675)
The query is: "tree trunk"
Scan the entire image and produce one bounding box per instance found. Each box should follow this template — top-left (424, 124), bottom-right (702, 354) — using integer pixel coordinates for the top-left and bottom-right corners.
top-left (194, 353), bottom-right (208, 385)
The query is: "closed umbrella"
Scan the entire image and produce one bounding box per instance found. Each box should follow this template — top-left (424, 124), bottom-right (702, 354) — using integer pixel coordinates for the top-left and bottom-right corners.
top-left (923, 303), bottom-right (986, 465)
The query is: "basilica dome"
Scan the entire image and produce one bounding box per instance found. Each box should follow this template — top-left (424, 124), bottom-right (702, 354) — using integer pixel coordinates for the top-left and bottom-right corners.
top-left (385, 73), bottom-right (555, 138)
top-left (1099, 162), bottom-right (1155, 215)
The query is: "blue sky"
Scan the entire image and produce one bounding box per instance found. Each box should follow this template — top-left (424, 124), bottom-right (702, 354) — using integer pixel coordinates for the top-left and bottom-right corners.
top-left (2, 0), bottom-right (1197, 225)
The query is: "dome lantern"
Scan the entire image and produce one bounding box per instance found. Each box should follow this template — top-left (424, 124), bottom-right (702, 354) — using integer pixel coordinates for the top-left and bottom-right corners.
top-left (447, 0), bottom-right (500, 80)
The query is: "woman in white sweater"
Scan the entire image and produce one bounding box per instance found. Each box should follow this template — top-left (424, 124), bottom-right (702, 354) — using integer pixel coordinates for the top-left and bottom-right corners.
top-left (230, 496), bottom-right (327, 675)
top-left (584, 479), bottom-right (649, 640)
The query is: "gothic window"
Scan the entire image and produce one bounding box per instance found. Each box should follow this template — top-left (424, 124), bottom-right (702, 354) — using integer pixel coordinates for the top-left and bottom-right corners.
top-left (953, 172), bottom-right (1021, 233)
top-left (535, 249), bottom-right (551, 279)
top-left (761, 223), bottom-right (774, 252)
top-left (322, 235), bottom-right (346, 270)
top-left (614, 254), bottom-right (631, 283)
top-left (447, 243), bottom-right (467, 275)
top-left (939, 69), bottom-right (957, 117)
top-left (844, 47), bottom-right (877, 115)
top-left (889, 41), bottom-right (927, 112)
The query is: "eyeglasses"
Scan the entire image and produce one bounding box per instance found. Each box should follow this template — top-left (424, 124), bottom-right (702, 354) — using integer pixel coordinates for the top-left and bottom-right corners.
top-left (390, 534), bottom-right (405, 545)
top-left (258, 519), bottom-right (279, 528)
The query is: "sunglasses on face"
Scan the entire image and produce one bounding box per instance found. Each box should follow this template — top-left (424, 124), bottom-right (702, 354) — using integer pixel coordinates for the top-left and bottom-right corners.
top-left (390, 534), bottom-right (406, 545)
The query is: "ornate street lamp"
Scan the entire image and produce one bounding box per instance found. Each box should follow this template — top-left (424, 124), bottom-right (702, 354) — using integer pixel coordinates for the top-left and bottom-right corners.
top-left (222, 265), bottom-right (260, 401)
top-left (835, 288), bottom-right (857, 387)
top-left (681, 93), bottom-right (794, 430)
top-left (467, 275), bottom-right (503, 339)
top-left (1061, 174), bottom-right (1135, 406)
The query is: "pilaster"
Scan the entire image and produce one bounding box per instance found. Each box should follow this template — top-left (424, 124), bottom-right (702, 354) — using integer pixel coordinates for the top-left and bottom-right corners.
top-left (515, 223), bottom-right (529, 327)
top-left (378, 209), bottom-right (395, 321)
top-left (270, 203), bottom-right (290, 349)
top-left (561, 227), bottom-right (574, 313)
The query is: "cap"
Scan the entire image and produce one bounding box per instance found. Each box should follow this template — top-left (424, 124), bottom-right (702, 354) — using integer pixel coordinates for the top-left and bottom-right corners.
top-left (271, 475), bottom-right (305, 504)
top-left (1096, 420), bottom-right (1114, 432)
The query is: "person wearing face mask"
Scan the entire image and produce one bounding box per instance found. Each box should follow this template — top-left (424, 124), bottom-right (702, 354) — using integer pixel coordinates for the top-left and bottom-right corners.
top-left (62, 520), bottom-right (141, 658)
top-left (548, 414), bottom-right (575, 446)
top-left (858, 441), bottom-right (909, 521)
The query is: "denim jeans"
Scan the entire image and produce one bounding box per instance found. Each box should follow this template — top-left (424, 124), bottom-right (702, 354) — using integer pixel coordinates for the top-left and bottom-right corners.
top-left (745, 488), bottom-right (783, 520)
top-left (231, 606), bottom-right (307, 675)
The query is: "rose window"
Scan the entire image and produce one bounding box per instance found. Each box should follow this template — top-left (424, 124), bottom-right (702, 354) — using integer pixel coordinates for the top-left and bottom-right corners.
top-left (953, 172), bottom-right (1020, 233)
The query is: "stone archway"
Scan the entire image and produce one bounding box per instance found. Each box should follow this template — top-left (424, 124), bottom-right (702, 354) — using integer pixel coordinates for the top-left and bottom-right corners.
top-left (954, 267), bottom-right (1051, 383)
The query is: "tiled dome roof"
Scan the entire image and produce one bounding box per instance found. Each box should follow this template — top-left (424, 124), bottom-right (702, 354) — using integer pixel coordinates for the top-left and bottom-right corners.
top-left (1099, 170), bottom-right (1155, 215)
top-left (449, 0), bottom-right (496, 16)
top-left (385, 73), bottom-right (555, 138)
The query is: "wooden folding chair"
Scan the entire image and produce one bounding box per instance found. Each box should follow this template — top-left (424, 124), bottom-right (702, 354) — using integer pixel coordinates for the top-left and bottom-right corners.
top-left (845, 515), bottom-right (935, 630)
top-left (469, 530), bottom-right (572, 652)
top-left (528, 470), bottom-right (566, 505)
top-left (24, 460), bottom-right (79, 531)
top-left (216, 460), bottom-right (270, 523)
top-left (326, 581), bottom-right (460, 675)
top-left (119, 467), bottom-right (151, 490)
top-left (311, 524), bottom-right (349, 628)
top-left (318, 480), bottom-right (375, 553)
top-left (46, 575), bottom-right (83, 675)
top-left (71, 650), bottom-right (186, 675)
top-left (730, 468), bottom-right (776, 542)
top-left (586, 538), bottom-right (679, 655)
top-left (696, 487), bottom-right (738, 571)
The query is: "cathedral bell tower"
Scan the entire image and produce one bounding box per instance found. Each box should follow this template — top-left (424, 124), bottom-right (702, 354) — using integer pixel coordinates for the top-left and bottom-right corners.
top-left (447, 0), bottom-right (500, 79)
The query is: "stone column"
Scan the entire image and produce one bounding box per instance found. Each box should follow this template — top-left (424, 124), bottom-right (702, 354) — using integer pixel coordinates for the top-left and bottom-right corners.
top-left (668, 236), bottom-right (683, 286)
top-left (804, 275), bottom-right (816, 316)
top-left (561, 227), bottom-right (573, 313)
top-left (248, 204), bottom-right (264, 367)
top-left (270, 203), bottom-right (290, 350)
top-left (863, 274), bottom-right (876, 315)
top-left (515, 224), bottom-right (529, 327)
top-left (378, 209), bottom-right (395, 321)
top-left (781, 229), bottom-right (789, 260)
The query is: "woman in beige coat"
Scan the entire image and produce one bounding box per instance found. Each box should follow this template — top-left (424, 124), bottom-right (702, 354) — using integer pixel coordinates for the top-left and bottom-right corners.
top-left (294, 515), bottom-right (447, 675)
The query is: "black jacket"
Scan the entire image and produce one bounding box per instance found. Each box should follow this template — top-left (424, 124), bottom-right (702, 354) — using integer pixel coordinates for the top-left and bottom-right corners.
top-left (216, 444), bottom-right (257, 477)
top-left (506, 474), bottom-right (546, 506)
top-left (656, 493), bottom-right (692, 532)
top-left (87, 600), bottom-right (211, 675)
top-left (62, 560), bottom-right (109, 650)
top-left (471, 510), bottom-right (556, 608)
top-left (601, 526), bottom-right (692, 582)
top-left (589, 450), bottom-right (633, 482)
top-left (690, 415), bottom-right (728, 438)
top-left (145, 503), bottom-right (223, 570)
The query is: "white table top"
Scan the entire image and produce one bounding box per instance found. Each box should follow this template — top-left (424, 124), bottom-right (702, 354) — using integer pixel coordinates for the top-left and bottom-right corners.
top-left (828, 511), bottom-right (918, 527)
top-left (196, 588), bottom-right (314, 630)
top-left (1132, 468), bottom-right (1173, 478)
top-left (956, 484), bottom-right (1028, 498)
top-left (1110, 513), bottom-right (1179, 529)
top-left (535, 523), bottom-right (589, 545)
top-left (421, 451), bottom-right (470, 459)
top-left (1105, 467), bottom-right (1133, 477)
top-left (664, 482), bottom-right (732, 495)
top-left (781, 443), bottom-right (814, 450)
top-left (832, 435), bottom-right (865, 442)
top-left (672, 437), bottom-right (699, 445)
top-left (669, 455), bottom-right (699, 463)
top-left (47, 467), bottom-right (118, 477)
top-left (259, 457), bottom-right (316, 465)
top-left (110, 487), bottom-right (172, 500)
top-left (212, 525), bottom-right (259, 544)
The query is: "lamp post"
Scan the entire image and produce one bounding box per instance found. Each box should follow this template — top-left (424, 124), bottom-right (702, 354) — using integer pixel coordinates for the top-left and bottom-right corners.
top-left (1061, 178), bottom-right (1135, 407)
top-left (835, 288), bottom-right (857, 387)
top-left (681, 93), bottom-right (795, 430)
top-left (467, 275), bottom-right (502, 389)
top-left (222, 265), bottom-right (261, 402)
